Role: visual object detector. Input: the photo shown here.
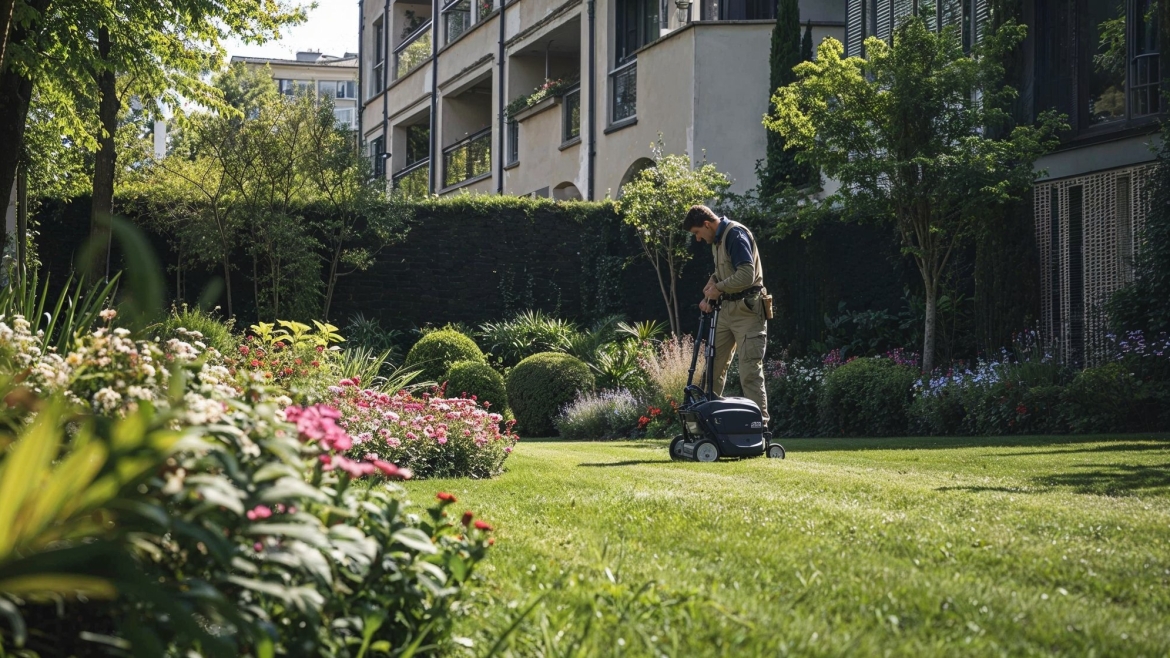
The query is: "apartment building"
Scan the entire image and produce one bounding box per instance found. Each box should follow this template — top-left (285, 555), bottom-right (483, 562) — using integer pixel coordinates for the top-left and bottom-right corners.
top-left (231, 51), bottom-right (361, 130)
top-left (359, 0), bottom-right (845, 197)
top-left (845, 0), bottom-right (1163, 364)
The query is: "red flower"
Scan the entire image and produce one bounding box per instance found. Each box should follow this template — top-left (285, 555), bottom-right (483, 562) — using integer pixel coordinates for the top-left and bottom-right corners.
top-left (637, 416), bottom-right (650, 429)
top-left (437, 491), bottom-right (457, 503)
top-left (316, 345), bottom-right (325, 353)
top-left (462, 511), bottom-right (474, 527)
top-left (311, 360), bottom-right (320, 367)
top-left (250, 359), bottom-right (260, 368)
top-left (1016, 404), bottom-right (1028, 415)
top-left (239, 345), bottom-right (250, 355)
top-left (474, 520), bottom-right (493, 531)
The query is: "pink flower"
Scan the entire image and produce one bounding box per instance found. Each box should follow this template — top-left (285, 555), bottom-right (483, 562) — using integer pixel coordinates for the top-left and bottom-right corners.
top-left (246, 505), bottom-right (273, 521)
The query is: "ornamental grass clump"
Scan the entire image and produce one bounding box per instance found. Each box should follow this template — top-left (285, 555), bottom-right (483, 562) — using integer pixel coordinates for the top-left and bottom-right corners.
top-left (329, 379), bottom-right (519, 479)
top-left (555, 389), bottom-right (642, 440)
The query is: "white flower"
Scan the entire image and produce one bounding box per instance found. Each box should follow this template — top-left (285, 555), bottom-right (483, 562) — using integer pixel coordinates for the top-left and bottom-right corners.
top-left (100, 309), bottom-right (117, 321)
top-left (93, 387), bottom-right (123, 413)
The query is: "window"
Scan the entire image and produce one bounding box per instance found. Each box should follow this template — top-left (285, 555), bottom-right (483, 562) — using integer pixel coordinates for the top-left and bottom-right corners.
top-left (610, 60), bottom-right (637, 122)
top-left (371, 135), bottom-right (386, 178)
top-left (700, 0), bottom-right (775, 20)
top-left (563, 87), bottom-right (581, 142)
top-left (443, 0), bottom-right (471, 44)
top-left (373, 17), bottom-right (386, 94)
top-left (405, 124), bottom-right (430, 166)
top-left (507, 119), bottom-right (519, 164)
top-left (1036, 0), bottom-right (1162, 135)
top-left (277, 79), bottom-right (295, 95)
top-left (334, 108), bottom-right (356, 130)
top-left (318, 80), bottom-right (355, 99)
top-left (616, 0), bottom-right (658, 63)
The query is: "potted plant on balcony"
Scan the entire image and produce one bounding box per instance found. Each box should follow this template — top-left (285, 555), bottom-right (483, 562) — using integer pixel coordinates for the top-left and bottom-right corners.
top-left (505, 75), bottom-right (581, 119)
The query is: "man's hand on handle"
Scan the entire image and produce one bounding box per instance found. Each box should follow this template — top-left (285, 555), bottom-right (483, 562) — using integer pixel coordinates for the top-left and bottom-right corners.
top-left (703, 279), bottom-right (720, 300)
top-left (699, 299), bottom-right (713, 313)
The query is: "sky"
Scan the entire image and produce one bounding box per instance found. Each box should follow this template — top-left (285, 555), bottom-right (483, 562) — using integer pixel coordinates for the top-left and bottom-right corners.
top-left (223, 0), bottom-right (360, 60)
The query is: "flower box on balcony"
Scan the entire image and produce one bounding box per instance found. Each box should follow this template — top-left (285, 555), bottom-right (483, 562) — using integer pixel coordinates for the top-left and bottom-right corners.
top-left (510, 94), bottom-right (560, 123)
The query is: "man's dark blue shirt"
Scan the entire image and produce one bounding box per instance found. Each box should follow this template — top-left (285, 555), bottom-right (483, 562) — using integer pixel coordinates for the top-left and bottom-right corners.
top-left (714, 218), bottom-right (753, 269)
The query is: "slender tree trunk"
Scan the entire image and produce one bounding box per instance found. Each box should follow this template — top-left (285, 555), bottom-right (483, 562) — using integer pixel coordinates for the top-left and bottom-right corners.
top-left (222, 254), bottom-right (233, 317)
top-left (0, 0), bottom-right (16, 75)
top-left (324, 247), bottom-right (341, 321)
top-left (0, 0), bottom-right (48, 211)
top-left (922, 276), bottom-right (938, 374)
top-left (90, 26), bottom-right (118, 280)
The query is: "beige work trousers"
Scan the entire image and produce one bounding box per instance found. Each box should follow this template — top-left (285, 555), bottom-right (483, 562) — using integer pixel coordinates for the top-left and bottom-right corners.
top-left (711, 297), bottom-right (770, 425)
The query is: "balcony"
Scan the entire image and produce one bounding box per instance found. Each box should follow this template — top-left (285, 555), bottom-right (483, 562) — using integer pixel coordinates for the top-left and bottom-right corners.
top-left (442, 0), bottom-right (471, 44)
top-left (395, 22), bottom-right (432, 80)
top-left (393, 158), bottom-right (430, 198)
top-left (442, 128), bottom-right (492, 188)
top-left (610, 60), bottom-right (637, 123)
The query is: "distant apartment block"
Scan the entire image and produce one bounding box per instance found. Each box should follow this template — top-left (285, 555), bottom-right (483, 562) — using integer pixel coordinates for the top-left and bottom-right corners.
top-left (843, 0), bottom-right (1163, 364)
top-left (360, 0), bottom-right (845, 197)
top-left (231, 51), bottom-right (361, 130)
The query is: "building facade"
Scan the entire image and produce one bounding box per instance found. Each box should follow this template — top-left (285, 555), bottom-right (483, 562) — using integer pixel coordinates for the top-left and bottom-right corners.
top-left (231, 52), bottom-right (361, 130)
top-left (359, 0), bottom-right (845, 198)
top-left (845, 0), bottom-right (1163, 363)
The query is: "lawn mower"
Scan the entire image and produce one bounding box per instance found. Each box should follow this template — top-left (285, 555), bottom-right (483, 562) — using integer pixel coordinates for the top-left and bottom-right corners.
top-left (670, 300), bottom-right (785, 462)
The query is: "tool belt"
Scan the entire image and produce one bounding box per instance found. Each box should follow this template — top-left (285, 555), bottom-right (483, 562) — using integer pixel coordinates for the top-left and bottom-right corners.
top-left (722, 286), bottom-right (762, 301)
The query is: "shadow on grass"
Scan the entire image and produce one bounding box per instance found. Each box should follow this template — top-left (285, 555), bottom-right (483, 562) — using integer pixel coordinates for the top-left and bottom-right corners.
top-left (577, 460), bottom-right (667, 468)
top-left (785, 434), bottom-right (1170, 452)
top-left (938, 462), bottom-right (1170, 497)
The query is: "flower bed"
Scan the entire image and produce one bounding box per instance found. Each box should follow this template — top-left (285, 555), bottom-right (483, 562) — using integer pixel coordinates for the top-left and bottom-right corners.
top-left (328, 378), bottom-right (519, 479)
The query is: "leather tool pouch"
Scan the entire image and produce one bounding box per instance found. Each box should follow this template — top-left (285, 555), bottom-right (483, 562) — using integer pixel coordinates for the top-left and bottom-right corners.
top-left (762, 293), bottom-right (774, 320)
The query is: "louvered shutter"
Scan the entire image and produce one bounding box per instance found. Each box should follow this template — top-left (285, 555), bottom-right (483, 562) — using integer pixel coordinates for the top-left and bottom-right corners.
top-left (973, 0), bottom-right (990, 43)
top-left (892, 0), bottom-right (914, 33)
top-left (846, 0), bottom-right (864, 56)
top-left (875, 0), bottom-right (892, 41)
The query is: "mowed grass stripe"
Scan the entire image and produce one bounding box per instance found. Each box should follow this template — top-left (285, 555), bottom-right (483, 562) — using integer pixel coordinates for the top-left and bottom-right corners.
top-left (405, 436), bottom-right (1170, 656)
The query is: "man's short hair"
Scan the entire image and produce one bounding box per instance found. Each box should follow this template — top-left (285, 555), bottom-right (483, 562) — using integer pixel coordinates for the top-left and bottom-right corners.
top-left (682, 205), bottom-right (720, 230)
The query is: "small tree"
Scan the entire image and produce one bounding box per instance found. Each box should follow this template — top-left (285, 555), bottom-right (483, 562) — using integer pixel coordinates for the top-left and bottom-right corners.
top-left (759, 0), bottom-right (805, 199)
top-left (766, 17), bottom-right (1063, 373)
top-left (617, 142), bottom-right (730, 337)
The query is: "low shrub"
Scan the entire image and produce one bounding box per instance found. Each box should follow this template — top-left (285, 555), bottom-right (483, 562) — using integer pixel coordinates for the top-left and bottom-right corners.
top-left (555, 389), bottom-right (642, 440)
top-left (817, 357), bottom-right (918, 437)
top-left (765, 357), bottom-right (825, 438)
top-left (1060, 362), bottom-right (1137, 434)
top-left (331, 381), bottom-right (518, 478)
top-left (152, 304), bottom-right (237, 354)
top-left (507, 352), bottom-right (595, 436)
top-left (405, 329), bottom-right (486, 384)
top-left (446, 359), bottom-right (508, 412)
top-left (640, 334), bottom-right (702, 412)
top-left (478, 310), bottom-right (577, 369)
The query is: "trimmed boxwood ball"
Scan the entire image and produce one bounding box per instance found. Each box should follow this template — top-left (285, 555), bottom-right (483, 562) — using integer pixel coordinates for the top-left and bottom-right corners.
top-left (405, 329), bottom-right (485, 384)
top-left (507, 352), bottom-right (595, 436)
top-left (445, 360), bottom-right (508, 412)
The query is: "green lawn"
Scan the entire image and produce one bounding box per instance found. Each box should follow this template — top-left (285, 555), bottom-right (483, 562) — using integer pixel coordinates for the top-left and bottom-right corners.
top-left (405, 435), bottom-right (1170, 656)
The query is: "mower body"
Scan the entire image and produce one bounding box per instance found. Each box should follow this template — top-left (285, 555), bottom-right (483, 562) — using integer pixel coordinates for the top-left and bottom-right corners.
top-left (676, 397), bottom-right (766, 459)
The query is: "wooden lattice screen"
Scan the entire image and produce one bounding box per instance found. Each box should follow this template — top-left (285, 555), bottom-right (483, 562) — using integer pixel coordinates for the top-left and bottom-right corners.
top-left (1034, 163), bottom-right (1155, 365)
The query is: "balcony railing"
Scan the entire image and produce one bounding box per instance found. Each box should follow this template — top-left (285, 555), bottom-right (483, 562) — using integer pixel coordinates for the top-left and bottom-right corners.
top-left (392, 158), bottom-right (430, 198)
top-left (442, 128), bottom-right (491, 188)
top-left (563, 85), bottom-right (581, 142)
top-left (610, 60), bottom-right (637, 123)
top-left (443, 0), bottom-right (471, 44)
top-left (395, 22), bottom-right (432, 80)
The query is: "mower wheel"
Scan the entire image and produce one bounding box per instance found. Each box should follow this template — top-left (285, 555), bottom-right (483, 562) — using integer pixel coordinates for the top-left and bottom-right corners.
top-left (767, 444), bottom-right (786, 459)
top-left (669, 435), bottom-right (687, 461)
top-left (694, 440), bottom-right (720, 462)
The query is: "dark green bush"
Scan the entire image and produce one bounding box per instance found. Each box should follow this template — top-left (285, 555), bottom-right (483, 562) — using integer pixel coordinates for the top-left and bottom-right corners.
top-left (766, 359), bottom-right (824, 438)
top-left (405, 329), bottom-right (486, 384)
top-left (962, 382), bottom-right (1067, 435)
top-left (507, 352), bottom-right (595, 436)
top-left (817, 358), bottom-right (918, 437)
top-left (1060, 363), bottom-right (1138, 434)
top-left (445, 360), bottom-right (508, 412)
top-left (908, 387), bottom-right (966, 436)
